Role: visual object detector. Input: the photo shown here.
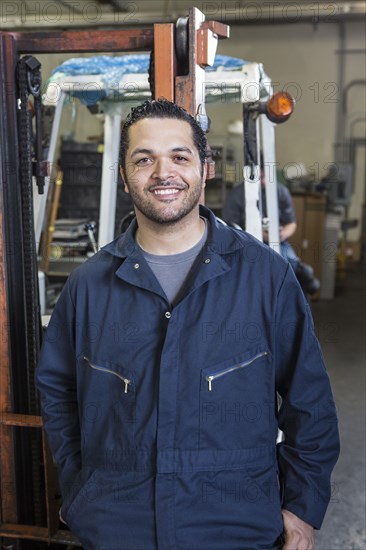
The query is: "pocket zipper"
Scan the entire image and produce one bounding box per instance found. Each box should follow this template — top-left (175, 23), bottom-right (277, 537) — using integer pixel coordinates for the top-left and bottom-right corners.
top-left (206, 351), bottom-right (268, 391)
top-left (84, 356), bottom-right (131, 393)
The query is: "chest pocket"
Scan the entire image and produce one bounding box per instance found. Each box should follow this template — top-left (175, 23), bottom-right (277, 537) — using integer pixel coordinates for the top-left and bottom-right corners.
top-left (199, 348), bottom-right (274, 450)
top-left (80, 356), bottom-right (136, 452)
top-left (85, 356), bottom-right (132, 393)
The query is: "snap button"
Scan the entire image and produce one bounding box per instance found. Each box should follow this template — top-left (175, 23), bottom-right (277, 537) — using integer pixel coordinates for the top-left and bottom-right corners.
top-left (165, 311), bottom-right (171, 319)
top-left (204, 258), bottom-right (211, 264)
top-left (133, 263), bottom-right (140, 269)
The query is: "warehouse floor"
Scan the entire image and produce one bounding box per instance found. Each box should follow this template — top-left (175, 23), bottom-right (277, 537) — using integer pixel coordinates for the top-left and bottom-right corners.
top-left (312, 264), bottom-right (366, 549)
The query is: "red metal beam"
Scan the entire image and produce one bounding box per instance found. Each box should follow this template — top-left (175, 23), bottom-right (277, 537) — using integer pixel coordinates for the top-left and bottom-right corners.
top-left (9, 28), bottom-right (154, 53)
top-left (153, 24), bottom-right (175, 101)
top-left (0, 31), bottom-right (20, 528)
top-left (0, 524), bottom-right (81, 545)
top-left (0, 413), bottom-right (42, 428)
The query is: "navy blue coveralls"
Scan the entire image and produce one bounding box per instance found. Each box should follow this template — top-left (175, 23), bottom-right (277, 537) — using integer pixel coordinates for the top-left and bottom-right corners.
top-left (36, 206), bottom-right (339, 550)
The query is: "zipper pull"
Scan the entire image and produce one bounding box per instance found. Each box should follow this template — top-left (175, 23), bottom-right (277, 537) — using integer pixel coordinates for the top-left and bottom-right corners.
top-left (207, 376), bottom-right (213, 391)
top-left (124, 379), bottom-right (131, 394)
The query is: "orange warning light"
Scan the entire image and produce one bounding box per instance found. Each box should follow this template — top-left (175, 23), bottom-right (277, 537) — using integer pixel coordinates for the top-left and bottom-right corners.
top-left (265, 92), bottom-right (295, 123)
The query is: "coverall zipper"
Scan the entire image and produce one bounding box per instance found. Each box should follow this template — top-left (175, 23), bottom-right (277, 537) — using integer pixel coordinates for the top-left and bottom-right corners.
top-left (206, 351), bottom-right (268, 391)
top-left (84, 356), bottom-right (131, 393)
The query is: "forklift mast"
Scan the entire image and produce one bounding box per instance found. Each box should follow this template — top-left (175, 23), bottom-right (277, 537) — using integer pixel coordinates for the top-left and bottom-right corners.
top-left (0, 9), bottom-right (228, 547)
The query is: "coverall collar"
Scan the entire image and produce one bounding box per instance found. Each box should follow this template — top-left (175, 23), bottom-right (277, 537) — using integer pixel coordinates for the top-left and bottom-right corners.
top-left (101, 206), bottom-right (246, 301)
top-left (102, 205), bottom-right (245, 260)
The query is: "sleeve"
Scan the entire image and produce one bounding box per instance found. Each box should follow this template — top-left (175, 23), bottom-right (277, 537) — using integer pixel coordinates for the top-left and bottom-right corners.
top-left (278, 184), bottom-right (296, 226)
top-left (35, 278), bottom-right (82, 494)
top-left (221, 183), bottom-right (245, 228)
top-left (274, 265), bottom-right (340, 529)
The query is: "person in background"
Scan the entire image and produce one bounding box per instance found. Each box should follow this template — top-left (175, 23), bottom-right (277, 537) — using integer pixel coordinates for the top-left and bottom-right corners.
top-left (222, 164), bottom-right (321, 295)
top-left (36, 99), bottom-right (339, 550)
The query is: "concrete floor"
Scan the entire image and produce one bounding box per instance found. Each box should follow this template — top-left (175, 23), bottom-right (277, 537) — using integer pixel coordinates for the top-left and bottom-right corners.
top-left (312, 264), bottom-right (366, 549)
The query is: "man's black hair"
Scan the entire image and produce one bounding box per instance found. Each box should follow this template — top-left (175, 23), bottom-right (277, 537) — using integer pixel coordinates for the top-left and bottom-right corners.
top-left (120, 99), bottom-right (207, 173)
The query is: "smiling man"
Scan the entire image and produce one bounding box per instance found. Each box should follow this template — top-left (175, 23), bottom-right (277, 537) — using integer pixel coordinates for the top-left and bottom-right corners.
top-left (119, 100), bottom-right (208, 255)
top-left (36, 99), bottom-right (339, 550)
top-left (122, 119), bottom-right (204, 225)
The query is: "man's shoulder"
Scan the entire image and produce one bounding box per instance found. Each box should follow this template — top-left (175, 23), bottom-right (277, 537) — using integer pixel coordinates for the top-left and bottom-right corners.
top-left (66, 243), bottom-right (124, 286)
top-left (277, 182), bottom-right (292, 200)
top-left (221, 223), bottom-right (288, 266)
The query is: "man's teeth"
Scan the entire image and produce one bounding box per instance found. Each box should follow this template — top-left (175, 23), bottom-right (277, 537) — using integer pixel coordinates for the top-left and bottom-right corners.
top-left (153, 188), bottom-right (180, 195)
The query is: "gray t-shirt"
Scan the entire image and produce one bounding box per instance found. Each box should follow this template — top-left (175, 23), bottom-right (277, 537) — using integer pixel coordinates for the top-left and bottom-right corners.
top-left (139, 220), bottom-right (208, 305)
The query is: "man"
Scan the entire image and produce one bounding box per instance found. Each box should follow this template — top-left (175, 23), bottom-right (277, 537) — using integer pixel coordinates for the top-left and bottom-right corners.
top-left (36, 99), bottom-right (339, 550)
top-left (222, 168), bottom-right (320, 295)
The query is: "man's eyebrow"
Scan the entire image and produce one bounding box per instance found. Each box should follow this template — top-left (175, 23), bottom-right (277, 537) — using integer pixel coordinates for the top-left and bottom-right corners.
top-left (130, 148), bottom-right (154, 158)
top-left (130, 146), bottom-right (194, 158)
top-left (172, 147), bottom-right (194, 155)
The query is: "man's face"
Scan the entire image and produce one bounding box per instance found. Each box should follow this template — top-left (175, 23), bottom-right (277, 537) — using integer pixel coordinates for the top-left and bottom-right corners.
top-left (120, 118), bottom-right (206, 225)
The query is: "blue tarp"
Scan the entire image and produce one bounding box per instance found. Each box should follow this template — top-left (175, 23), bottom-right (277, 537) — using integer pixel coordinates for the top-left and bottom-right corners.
top-left (50, 54), bottom-right (249, 105)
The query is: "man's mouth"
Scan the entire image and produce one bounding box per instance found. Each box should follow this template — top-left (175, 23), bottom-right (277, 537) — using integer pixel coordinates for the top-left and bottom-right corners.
top-left (153, 188), bottom-right (180, 196)
top-left (150, 184), bottom-right (186, 199)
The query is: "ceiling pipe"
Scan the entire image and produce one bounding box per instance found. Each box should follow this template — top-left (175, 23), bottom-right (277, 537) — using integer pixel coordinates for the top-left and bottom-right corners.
top-left (1, 3), bottom-right (365, 29)
top-left (96, 0), bottom-right (130, 11)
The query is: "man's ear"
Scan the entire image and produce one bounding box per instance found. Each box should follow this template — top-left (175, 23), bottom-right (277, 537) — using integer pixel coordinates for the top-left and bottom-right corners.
top-left (202, 160), bottom-right (208, 189)
top-left (120, 166), bottom-right (129, 194)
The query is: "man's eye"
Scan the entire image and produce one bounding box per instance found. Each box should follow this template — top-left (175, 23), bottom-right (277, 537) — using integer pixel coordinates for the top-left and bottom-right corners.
top-left (135, 157), bottom-right (151, 165)
top-left (174, 156), bottom-right (188, 162)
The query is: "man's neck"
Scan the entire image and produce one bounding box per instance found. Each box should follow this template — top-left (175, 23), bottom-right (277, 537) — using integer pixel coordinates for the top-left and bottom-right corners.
top-left (135, 209), bottom-right (206, 255)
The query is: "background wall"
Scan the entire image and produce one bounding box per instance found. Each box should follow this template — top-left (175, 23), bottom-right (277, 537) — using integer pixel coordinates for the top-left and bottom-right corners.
top-left (209, 20), bottom-right (365, 241)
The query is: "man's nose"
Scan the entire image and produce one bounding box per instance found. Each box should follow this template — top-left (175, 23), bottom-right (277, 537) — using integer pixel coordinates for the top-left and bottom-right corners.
top-left (151, 158), bottom-right (175, 180)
